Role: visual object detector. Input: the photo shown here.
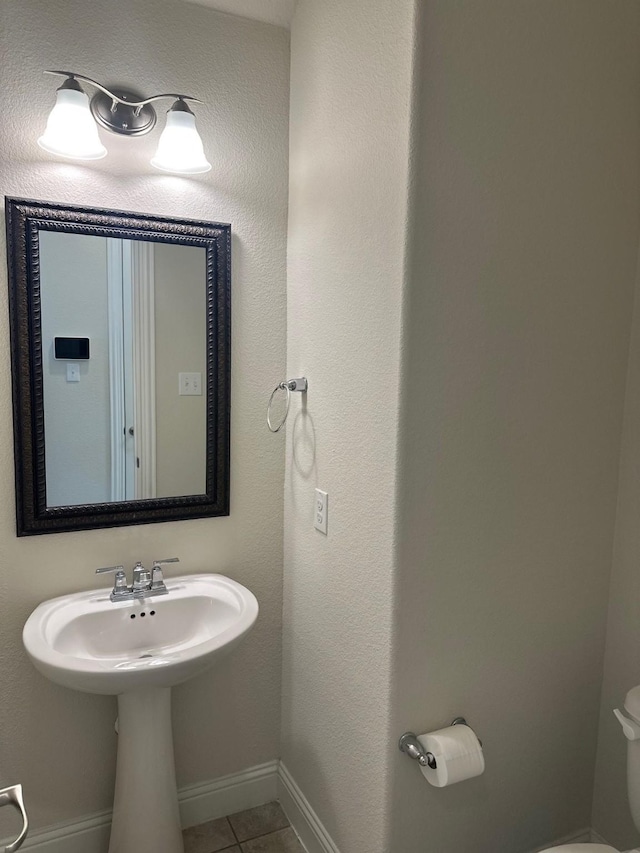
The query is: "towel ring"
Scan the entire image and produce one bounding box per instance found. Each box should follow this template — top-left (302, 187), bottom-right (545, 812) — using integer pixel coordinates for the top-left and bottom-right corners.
top-left (0, 784), bottom-right (29, 853)
top-left (267, 378), bottom-right (308, 433)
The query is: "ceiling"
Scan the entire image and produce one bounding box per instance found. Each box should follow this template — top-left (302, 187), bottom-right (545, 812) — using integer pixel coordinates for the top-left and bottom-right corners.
top-left (181, 0), bottom-right (296, 29)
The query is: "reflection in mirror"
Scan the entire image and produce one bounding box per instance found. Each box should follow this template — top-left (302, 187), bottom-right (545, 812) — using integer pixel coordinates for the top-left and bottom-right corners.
top-left (39, 232), bottom-right (207, 507)
top-left (6, 197), bottom-right (231, 535)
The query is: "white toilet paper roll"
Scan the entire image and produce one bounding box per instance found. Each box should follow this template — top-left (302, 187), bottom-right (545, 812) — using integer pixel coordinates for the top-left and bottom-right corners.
top-left (417, 725), bottom-right (485, 787)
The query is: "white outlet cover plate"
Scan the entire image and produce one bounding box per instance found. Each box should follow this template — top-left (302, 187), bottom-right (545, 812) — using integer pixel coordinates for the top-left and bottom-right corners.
top-left (315, 489), bottom-right (328, 534)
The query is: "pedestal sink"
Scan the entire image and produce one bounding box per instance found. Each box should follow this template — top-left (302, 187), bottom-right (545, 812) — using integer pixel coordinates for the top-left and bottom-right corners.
top-left (23, 574), bottom-right (259, 853)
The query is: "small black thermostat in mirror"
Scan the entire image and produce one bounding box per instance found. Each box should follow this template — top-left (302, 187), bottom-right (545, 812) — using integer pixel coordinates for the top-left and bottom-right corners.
top-left (54, 337), bottom-right (90, 360)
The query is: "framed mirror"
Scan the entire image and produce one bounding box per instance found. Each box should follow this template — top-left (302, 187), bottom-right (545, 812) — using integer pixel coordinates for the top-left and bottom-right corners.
top-left (5, 198), bottom-right (231, 535)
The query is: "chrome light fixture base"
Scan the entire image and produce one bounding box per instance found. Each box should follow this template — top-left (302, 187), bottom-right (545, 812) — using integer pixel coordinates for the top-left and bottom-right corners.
top-left (91, 88), bottom-right (157, 136)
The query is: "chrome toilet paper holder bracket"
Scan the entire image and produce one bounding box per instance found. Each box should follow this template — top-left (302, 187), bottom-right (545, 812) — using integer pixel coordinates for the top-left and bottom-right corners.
top-left (398, 732), bottom-right (438, 768)
top-left (399, 717), bottom-right (476, 770)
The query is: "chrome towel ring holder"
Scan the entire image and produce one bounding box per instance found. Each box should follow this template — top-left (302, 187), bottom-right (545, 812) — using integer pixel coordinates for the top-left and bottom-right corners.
top-left (0, 784), bottom-right (29, 852)
top-left (267, 378), bottom-right (308, 433)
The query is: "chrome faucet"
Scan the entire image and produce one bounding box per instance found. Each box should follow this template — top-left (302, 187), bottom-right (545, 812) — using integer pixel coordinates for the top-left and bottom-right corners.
top-left (131, 561), bottom-right (152, 592)
top-left (96, 558), bottom-right (179, 602)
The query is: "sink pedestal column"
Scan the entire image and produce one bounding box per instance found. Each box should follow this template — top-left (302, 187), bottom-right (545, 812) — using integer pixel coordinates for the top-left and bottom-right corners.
top-left (108, 687), bottom-right (183, 853)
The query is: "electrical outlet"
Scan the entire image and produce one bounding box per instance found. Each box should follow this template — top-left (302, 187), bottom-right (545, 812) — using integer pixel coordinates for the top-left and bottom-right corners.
top-left (315, 489), bottom-right (328, 534)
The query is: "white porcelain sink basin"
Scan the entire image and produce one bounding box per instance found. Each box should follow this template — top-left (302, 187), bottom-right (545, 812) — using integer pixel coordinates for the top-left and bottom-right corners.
top-left (23, 571), bottom-right (258, 853)
top-left (23, 573), bottom-right (258, 695)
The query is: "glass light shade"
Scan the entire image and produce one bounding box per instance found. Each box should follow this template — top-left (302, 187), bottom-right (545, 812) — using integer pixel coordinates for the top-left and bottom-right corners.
top-left (38, 87), bottom-right (107, 160)
top-left (151, 110), bottom-right (211, 175)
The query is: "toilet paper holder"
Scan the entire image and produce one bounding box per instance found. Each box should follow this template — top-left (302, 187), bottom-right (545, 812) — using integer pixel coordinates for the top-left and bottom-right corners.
top-left (399, 717), bottom-right (479, 770)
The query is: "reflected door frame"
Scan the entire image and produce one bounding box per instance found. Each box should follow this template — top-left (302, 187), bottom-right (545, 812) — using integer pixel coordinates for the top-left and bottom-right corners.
top-left (107, 239), bottom-right (156, 501)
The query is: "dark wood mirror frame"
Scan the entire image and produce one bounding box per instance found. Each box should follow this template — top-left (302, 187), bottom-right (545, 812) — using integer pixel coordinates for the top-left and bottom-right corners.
top-left (5, 197), bottom-right (231, 536)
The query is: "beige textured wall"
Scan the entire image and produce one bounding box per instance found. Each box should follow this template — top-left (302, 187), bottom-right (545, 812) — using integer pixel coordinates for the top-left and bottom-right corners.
top-left (282, 0), bottom-right (416, 850)
top-left (154, 242), bottom-right (207, 498)
top-left (0, 0), bottom-right (288, 835)
top-left (391, 2), bottom-right (640, 852)
top-left (592, 257), bottom-right (640, 844)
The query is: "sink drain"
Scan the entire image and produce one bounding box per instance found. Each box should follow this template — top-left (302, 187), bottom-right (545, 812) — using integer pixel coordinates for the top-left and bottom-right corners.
top-left (138, 654), bottom-right (153, 659)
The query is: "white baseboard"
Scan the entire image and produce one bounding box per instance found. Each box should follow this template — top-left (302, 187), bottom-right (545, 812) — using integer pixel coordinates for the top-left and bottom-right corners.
top-left (278, 763), bottom-right (340, 853)
top-left (277, 764), bottom-right (604, 853)
top-left (3, 760), bottom-right (279, 853)
top-left (3, 760), bottom-right (612, 853)
top-left (180, 760), bottom-right (279, 828)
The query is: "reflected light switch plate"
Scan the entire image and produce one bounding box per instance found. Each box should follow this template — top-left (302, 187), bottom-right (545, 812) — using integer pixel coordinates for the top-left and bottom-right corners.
top-left (179, 372), bottom-right (202, 396)
top-left (66, 363), bottom-right (80, 383)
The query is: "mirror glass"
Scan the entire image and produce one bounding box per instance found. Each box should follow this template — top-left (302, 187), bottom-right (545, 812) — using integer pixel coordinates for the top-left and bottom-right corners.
top-left (39, 232), bottom-right (207, 507)
top-left (6, 198), bottom-right (231, 535)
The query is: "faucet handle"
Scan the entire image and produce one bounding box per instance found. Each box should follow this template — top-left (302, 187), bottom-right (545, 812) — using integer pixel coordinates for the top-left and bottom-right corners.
top-left (151, 558), bottom-right (179, 578)
top-left (95, 566), bottom-right (129, 598)
top-left (150, 558), bottom-right (178, 594)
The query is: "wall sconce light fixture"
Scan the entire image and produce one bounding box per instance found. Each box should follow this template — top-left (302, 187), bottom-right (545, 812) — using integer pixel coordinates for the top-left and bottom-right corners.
top-left (38, 71), bottom-right (211, 175)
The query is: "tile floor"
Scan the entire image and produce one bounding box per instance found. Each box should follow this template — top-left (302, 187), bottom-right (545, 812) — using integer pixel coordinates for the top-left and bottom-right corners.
top-left (183, 801), bottom-right (305, 853)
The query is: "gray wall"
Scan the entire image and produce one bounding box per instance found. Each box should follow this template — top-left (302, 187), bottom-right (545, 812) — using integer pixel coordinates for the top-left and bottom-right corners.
top-left (592, 216), bottom-right (640, 846)
top-left (284, 1), bottom-right (640, 852)
top-left (40, 231), bottom-right (111, 506)
top-left (154, 242), bottom-right (207, 498)
top-left (391, 2), bottom-right (640, 851)
top-left (0, 0), bottom-right (288, 835)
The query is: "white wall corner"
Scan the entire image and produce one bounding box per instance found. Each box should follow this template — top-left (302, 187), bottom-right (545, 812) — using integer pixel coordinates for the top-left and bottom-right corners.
top-left (278, 763), bottom-right (340, 853)
top-left (590, 828), bottom-right (618, 846)
top-left (528, 828), bottom-right (592, 852)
